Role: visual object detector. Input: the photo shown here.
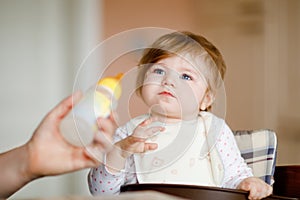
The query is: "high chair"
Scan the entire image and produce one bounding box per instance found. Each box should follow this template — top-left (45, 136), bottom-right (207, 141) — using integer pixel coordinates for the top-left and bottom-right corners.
top-left (233, 129), bottom-right (277, 185)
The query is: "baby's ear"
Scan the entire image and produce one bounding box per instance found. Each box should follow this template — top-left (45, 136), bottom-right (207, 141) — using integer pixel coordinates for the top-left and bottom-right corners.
top-left (200, 91), bottom-right (215, 111)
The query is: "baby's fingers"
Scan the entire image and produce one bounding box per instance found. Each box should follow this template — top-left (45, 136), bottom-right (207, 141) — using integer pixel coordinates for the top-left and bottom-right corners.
top-left (143, 126), bottom-right (165, 139)
top-left (144, 143), bottom-right (158, 151)
top-left (248, 184), bottom-right (272, 200)
top-left (119, 136), bottom-right (158, 154)
top-left (248, 186), bottom-right (259, 200)
top-left (131, 142), bottom-right (158, 154)
top-left (239, 177), bottom-right (273, 200)
top-left (134, 119), bottom-right (165, 139)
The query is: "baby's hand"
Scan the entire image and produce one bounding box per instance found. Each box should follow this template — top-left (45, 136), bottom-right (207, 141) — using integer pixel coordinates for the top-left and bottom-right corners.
top-left (237, 177), bottom-right (273, 200)
top-left (116, 118), bottom-right (164, 158)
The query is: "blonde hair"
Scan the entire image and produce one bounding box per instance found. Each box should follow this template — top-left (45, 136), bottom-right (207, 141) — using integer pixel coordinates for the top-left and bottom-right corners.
top-left (136, 31), bottom-right (227, 110)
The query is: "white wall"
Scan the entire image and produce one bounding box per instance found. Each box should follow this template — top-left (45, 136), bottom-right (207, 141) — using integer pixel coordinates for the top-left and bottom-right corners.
top-left (262, 0), bottom-right (300, 165)
top-left (0, 0), bottom-right (102, 198)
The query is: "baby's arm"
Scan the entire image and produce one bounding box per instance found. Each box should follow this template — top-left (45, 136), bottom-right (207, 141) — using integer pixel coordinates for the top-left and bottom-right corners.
top-left (217, 124), bottom-right (272, 199)
top-left (88, 118), bottom-right (163, 195)
top-left (88, 127), bottom-right (138, 195)
top-left (88, 155), bottom-right (137, 195)
top-left (216, 124), bottom-right (253, 188)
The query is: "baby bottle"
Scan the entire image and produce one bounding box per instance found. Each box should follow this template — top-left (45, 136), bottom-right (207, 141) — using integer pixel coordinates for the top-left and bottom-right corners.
top-left (60, 73), bottom-right (123, 147)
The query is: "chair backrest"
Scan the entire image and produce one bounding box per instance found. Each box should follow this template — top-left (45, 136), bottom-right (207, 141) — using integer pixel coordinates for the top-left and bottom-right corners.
top-left (233, 129), bottom-right (277, 185)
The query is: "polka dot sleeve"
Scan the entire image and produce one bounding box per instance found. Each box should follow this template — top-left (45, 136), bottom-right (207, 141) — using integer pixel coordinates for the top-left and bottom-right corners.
top-left (88, 127), bottom-right (138, 195)
top-left (216, 123), bottom-right (253, 189)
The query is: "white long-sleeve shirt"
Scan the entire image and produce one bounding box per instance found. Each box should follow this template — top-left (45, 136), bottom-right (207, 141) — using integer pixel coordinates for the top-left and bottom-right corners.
top-left (88, 112), bottom-right (253, 195)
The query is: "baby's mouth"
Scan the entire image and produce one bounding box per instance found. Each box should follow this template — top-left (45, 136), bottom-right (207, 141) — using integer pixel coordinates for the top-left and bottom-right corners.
top-left (158, 91), bottom-right (175, 97)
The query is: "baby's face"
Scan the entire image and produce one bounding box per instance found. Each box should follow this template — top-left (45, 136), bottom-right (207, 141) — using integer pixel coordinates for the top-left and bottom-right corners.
top-left (141, 55), bottom-right (209, 120)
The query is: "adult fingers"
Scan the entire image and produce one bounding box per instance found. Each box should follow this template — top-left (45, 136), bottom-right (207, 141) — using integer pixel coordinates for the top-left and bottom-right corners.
top-left (93, 131), bottom-right (113, 152)
top-left (49, 91), bottom-right (83, 121)
top-left (96, 117), bottom-right (116, 139)
top-left (84, 145), bottom-right (105, 164)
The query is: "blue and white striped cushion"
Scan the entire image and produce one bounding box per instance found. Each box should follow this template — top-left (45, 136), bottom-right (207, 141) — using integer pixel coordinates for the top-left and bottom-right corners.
top-left (233, 129), bottom-right (277, 185)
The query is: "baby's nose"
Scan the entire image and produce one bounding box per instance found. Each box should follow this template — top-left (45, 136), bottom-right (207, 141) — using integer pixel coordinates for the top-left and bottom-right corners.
top-left (162, 73), bottom-right (176, 87)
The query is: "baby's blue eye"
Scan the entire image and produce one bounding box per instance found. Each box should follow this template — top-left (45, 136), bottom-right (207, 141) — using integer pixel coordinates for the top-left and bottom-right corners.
top-left (153, 68), bottom-right (165, 75)
top-left (181, 73), bottom-right (193, 80)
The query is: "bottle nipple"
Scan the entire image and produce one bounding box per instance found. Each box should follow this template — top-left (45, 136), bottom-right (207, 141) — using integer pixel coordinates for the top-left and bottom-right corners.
top-left (97, 73), bottom-right (123, 100)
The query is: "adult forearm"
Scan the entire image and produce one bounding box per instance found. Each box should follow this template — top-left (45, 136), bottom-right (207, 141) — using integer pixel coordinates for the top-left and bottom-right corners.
top-left (0, 144), bottom-right (34, 198)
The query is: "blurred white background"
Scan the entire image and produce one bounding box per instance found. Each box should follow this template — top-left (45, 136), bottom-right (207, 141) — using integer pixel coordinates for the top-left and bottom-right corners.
top-left (0, 0), bottom-right (102, 198)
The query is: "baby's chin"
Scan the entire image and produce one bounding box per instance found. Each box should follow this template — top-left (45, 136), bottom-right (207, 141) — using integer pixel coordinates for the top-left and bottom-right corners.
top-left (148, 103), bottom-right (177, 115)
top-left (146, 100), bottom-right (198, 120)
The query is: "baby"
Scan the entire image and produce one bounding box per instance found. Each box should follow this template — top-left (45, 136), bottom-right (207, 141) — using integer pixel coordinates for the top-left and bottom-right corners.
top-left (88, 31), bottom-right (272, 200)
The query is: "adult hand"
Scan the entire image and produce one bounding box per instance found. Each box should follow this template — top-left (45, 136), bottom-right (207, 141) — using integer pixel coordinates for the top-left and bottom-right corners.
top-left (0, 91), bottom-right (118, 198)
top-left (26, 91), bottom-right (117, 178)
